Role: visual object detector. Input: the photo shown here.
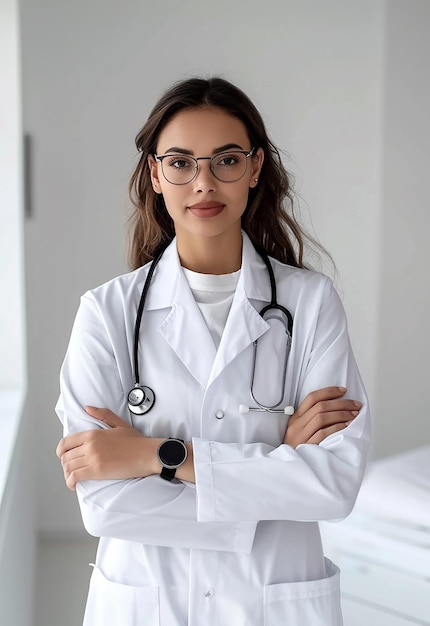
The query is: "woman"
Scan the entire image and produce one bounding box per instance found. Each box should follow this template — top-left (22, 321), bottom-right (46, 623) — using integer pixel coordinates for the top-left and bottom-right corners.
top-left (56, 77), bottom-right (370, 626)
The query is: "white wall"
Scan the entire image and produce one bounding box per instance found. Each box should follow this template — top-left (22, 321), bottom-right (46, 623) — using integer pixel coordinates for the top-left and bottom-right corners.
top-left (0, 0), bottom-right (26, 388)
top-left (0, 2), bottom-right (35, 625)
top-left (374, 0), bottom-right (430, 458)
top-left (0, 405), bottom-right (36, 626)
top-left (20, 0), bottom-right (384, 536)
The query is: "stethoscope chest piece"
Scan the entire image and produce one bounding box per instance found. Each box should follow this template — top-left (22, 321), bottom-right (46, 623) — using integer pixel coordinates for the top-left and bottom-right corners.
top-left (128, 385), bottom-right (155, 415)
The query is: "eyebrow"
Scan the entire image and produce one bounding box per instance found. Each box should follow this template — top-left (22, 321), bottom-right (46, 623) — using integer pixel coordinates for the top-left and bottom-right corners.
top-left (162, 143), bottom-right (245, 156)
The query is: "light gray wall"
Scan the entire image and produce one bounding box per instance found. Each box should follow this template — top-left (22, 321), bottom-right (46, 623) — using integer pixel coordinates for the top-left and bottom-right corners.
top-left (0, 2), bottom-right (35, 625)
top-left (374, 0), bottom-right (430, 457)
top-left (0, 407), bottom-right (36, 626)
top-left (0, 0), bottom-right (26, 387)
top-left (19, 0), bottom-right (414, 538)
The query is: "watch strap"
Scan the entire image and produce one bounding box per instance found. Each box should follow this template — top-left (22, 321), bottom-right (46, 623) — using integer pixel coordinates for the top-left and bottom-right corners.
top-left (160, 466), bottom-right (177, 481)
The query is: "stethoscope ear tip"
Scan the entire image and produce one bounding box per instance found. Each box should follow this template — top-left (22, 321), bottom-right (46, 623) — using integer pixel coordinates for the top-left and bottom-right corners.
top-left (239, 404), bottom-right (250, 414)
top-left (284, 406), bottom-right (295, 415)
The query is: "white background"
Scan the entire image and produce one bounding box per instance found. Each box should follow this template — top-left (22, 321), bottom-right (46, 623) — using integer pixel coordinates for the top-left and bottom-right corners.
top-left (2, 2), bottom-right (430, 624)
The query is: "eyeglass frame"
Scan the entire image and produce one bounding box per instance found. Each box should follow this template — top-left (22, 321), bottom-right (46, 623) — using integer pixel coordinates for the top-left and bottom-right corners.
top-left (153, 147), bottom-right (256, 185)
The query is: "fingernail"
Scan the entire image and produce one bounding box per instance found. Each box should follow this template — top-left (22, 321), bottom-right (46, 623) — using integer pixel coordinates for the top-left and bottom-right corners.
top-left (351, 411), bottom-right (359, 417)
top-left (338, 387), bottom-right (346, 392)
top-left (353, 401), bottom-right (362, 408)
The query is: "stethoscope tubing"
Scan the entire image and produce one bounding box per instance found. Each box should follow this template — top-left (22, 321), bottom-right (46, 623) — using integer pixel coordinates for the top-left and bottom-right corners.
top-left (256, 246), bottom-right (293, 331)
top-left (132, 246), bottom-right (166, 386)
top-left (129, 243), bottom-right (294, 416)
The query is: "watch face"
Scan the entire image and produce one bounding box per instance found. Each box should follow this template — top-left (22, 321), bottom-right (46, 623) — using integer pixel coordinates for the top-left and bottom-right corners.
top-left (158, 439), bottom-right (187, 469)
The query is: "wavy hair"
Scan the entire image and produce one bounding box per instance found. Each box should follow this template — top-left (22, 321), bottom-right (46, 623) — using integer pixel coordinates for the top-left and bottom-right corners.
top-left (128, 77), bottom-right (320, 270)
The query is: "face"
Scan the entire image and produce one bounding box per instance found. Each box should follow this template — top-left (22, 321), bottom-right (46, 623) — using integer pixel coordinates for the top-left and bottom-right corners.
top-left (148, 107), bottom-right (264, 244)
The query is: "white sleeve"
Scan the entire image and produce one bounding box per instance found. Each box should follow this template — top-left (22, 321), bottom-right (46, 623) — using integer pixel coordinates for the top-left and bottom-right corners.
top-left (56, 294), bottom-right (256, 552)
top-left (193, 279), bottom-right (371, 523)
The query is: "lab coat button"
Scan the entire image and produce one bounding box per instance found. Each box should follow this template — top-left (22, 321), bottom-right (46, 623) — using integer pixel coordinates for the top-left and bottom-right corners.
top-left (215, 410), bottom-right (225, 420)
top-left (204, 588), bottom-right (215, 598)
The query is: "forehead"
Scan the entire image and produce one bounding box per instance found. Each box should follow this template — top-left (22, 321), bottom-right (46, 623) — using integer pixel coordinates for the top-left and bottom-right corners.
top-left (156, 107), bottom-right (250, 153)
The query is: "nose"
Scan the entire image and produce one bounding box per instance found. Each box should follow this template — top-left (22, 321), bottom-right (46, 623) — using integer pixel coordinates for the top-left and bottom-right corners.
top-left (192, 159), bottom-right (217, 193)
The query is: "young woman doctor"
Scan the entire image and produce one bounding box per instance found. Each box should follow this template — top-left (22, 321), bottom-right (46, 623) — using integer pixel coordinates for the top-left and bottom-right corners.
top-left (56, 77), bottom-right (370, 626)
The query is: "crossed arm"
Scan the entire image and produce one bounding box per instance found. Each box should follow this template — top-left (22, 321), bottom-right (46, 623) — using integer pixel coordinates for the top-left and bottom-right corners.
top-left (56, 386), bottom-right (362, 491)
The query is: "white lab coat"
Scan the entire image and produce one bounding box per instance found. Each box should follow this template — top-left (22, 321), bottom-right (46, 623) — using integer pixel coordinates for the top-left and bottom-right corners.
top-left (56, 233), bottom-right (370, 626)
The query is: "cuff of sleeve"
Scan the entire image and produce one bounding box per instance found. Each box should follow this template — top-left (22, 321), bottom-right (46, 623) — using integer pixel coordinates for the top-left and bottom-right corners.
top-left (192, 437), bottom-right (216, 522)
top-left (192, 437), bottom-right (257, 552)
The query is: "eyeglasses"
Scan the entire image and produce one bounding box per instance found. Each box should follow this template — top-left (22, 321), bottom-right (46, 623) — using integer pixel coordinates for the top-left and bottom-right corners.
top-left (154, 148), bottom-right (255, 185)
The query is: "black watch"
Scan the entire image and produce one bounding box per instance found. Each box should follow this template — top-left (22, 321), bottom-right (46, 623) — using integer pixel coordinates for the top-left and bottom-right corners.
top-left (157, 438), bottom-right (188, 481)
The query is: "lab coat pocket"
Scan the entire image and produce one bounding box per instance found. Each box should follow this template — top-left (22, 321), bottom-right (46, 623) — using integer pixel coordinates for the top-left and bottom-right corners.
top-left (84, 565), bottom-right (160, 626)
top-left (263, 559), bottom-right (342, 626)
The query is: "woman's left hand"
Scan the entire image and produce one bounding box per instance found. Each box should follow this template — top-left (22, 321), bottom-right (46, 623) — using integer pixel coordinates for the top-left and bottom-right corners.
top-left (56, 407), bottom-right (162, 491)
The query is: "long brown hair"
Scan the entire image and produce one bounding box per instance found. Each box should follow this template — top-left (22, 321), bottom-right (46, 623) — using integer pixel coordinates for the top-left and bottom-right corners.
top-left (128, 77), bottom-right (316, 270)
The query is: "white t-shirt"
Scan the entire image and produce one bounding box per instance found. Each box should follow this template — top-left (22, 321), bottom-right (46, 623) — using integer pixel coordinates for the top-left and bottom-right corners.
top-left (182, 267), bottom-right (241, 348)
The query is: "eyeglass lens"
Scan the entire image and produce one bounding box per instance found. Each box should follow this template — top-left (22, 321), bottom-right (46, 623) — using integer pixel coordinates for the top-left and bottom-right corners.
top-left (160, 151), bottom-right (250, 184)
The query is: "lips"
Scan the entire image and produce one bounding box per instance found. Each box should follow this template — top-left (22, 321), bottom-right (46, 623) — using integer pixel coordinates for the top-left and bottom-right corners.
top-left (188, 201), bottom-right (225, 218)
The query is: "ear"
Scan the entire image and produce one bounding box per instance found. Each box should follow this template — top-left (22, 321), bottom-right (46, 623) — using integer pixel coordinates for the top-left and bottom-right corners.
top-left (148, 154), bottom-right (162, 194)
top-left (249, 147), bottom-right (264, 188)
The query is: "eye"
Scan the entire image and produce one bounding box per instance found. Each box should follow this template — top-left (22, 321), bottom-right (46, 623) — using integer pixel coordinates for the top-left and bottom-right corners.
top-left (165, 155), bottom-right (194, 169)
top-left (214, 153), bottom-right (241, 167)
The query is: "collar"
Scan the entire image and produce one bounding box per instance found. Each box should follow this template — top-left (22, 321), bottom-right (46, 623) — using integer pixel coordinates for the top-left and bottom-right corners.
top-left (142, 231), bottom-right (272, 311)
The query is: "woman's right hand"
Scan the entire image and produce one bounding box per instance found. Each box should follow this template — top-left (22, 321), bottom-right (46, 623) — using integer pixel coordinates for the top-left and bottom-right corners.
top-left (284, 387), bottom-right (362, 448)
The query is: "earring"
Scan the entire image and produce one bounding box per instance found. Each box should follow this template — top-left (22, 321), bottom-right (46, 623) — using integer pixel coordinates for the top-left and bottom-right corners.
top-left (254, 178), bottom-right (258, 183)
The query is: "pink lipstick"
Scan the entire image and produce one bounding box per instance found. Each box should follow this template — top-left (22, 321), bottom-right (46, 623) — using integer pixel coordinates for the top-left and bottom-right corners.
top-left (188, 201), bottom-right (225, 218)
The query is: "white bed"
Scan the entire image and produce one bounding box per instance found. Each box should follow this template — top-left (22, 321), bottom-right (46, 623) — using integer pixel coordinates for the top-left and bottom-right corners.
top-left (321, 445), bottom-right (430, 625)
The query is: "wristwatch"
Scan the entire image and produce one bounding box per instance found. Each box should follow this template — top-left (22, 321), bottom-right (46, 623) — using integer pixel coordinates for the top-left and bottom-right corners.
top-left (157, 438), bottom-right (188, 481)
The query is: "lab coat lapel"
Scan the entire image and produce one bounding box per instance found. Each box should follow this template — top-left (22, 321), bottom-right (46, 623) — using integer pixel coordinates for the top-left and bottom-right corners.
top-left (152, 243), bottom-right (217, 388)
top-left (208, 235), bottom-right (271, 386)
top-left (146, 234), bottom-right (272, 389)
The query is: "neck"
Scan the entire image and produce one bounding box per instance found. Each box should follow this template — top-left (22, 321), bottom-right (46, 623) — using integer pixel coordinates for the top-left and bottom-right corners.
top-left (176, 231), bottom-right (243, 274)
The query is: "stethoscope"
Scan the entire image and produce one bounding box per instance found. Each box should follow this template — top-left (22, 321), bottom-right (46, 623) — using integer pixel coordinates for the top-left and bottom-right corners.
top-left (127, 245), bottom-right (295, 417)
